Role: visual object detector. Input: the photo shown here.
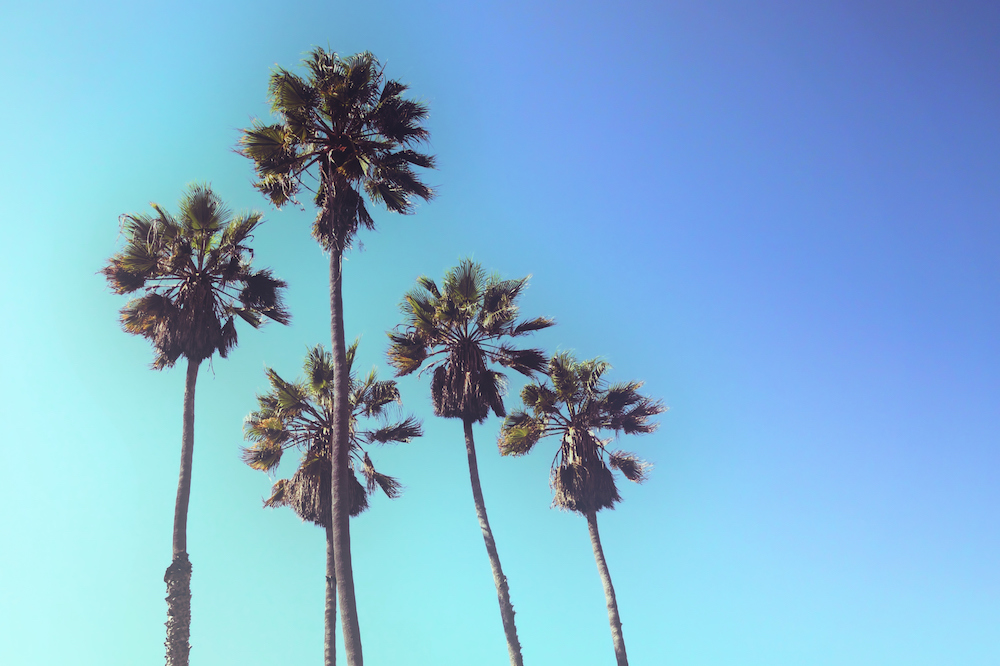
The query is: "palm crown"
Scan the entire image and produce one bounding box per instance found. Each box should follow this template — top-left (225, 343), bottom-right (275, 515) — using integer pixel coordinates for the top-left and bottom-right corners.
top-left (101, 184), bottom-right (290, 368)
top-left (239, 48), bottom-right (435, 251)
top-left (387, 259), bottom-right (555, 422)
top-left (242, 341), bottom-right (422, 525)
top-left (499, 352), bottom-right (665, 514)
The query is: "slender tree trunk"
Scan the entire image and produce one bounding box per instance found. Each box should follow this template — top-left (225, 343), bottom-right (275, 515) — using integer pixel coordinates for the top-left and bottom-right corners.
top-left (325, 520), bottom-right (337, 666)
top-left (165, 358), bottom-right (200, 666)
top-left (585, 510), bottom-right (628, 666)
top-left (329, 249), bottom-right (363, 666)
top-left (463, 417), bottom-right (524, 666)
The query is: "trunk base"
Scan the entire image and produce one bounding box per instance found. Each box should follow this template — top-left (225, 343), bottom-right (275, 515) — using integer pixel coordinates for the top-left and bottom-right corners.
top-left (164, 552), bottom-right (192, 666)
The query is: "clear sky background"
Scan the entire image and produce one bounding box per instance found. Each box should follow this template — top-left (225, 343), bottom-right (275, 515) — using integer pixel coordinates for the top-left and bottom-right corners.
top-left (1, 1), bottom-right (998, 664)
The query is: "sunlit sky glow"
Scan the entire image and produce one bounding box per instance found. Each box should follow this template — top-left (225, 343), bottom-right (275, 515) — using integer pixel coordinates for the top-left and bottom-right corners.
top-left (1, 2), bottom-right (998, 665)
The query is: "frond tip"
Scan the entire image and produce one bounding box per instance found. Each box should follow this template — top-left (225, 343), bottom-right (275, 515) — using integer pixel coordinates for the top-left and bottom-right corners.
top-left (608, 451), bottom-right (652, 483)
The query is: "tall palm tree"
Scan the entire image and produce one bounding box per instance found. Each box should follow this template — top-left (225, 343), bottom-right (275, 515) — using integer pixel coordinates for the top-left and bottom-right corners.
top-left (242, 341), bottom-right (421, 666)
top-left (240, 49), bottom-right (434, 665)
top-left (387, 259), bottom-right (554, 666)
top-left (101, 184), bottom-right (290, 666)
top-left (498, 352), bottom-right (665, 666)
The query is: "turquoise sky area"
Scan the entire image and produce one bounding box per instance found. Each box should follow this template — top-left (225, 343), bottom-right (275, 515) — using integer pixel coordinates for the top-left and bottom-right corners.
top-left (2, 1), bottom-right (998, 664)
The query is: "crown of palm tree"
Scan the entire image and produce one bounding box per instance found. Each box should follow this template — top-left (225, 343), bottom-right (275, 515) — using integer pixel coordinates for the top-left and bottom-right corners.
top-left (242, 341), bottom-right (422, 526)
top-left (387, 259), bottom-right (555, 423)
top-left (101, 184), bottom-right (290, 369)
top-left (499, 352), bottom-right (665, 514)
top-left (239, 48), bottom-right (435, 251)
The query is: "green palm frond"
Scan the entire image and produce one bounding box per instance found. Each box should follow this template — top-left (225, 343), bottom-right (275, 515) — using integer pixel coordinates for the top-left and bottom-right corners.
top-left (304, 345), bottom-right (334, 394)
top-left (240, 47), bottom-right (434, 252)
top-left (415, 276), bottom-right (440, 298)
top-left (103, 185), bottom-right (289, 368)
top-left (179, 183), bottom-right (229, 231)
top-left (520, 382), bottom-right (559, 416)
top-left (243, 414), bottom-right (288, 445)
top-left (497, 411), bottom-right (545, 456)
top-left (241, 440), bottom-right (285, 472)
top-left (265, 369), bottom-right (310, 416)
top-left (500, 351), bottom-right (665, 514)
top-left (548, 352), bottom-right (580, 402)
top-left (243, 342), bottom-right (421, 525)
top-left (355, 378), bottom-right (401, 418)
top-left (221, 213), bottom-right (262, 249)
top-left (344, 338), bottom-right (360, 374)
top-left (388, 258), bottom-right (553, 424)
top-left (443, 259), bottom-right (485, 307)
top-left (386, 331), bottom-right (427, 376)
top-left (577, 358), bottom-right (611, 396)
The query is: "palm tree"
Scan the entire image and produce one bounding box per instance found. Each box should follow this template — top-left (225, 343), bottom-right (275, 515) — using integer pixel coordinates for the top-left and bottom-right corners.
top-left (387, 259), bottom-right (554, 666)
top-left (240, 49), bottom-right (434, 665)
top-left (101, 184), bottom-right (290, 666)
top-left (498, 352), bottom-right (665, 666)
top-left (242, 341), bottom-right (421, 666)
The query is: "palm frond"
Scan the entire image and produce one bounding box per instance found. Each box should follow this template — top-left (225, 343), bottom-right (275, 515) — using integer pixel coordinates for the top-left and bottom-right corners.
top-left (241, 440), bottom-right (285, 472)
top-left (609, 396), bottom-right (667, 435)
top-left (492, 345), bottom-right (549, 376)
top-left (239, 269), bottom-right (291, 325)
top-left (390, 258), bottom-right (550, 424)
top-left (607, 450), bottom-right (651, 483)
top-left (365, 416), bottom-right (423, 444)
top-left (104, 186), bottom-right (288, 367)
top-left (373, 471), bottom-right (403, 499)
top-left (508, 316), bottom-right (556, 337)
top-left (498, 411), bottom-right (545, 456)
top-left (503, 349), bottom-right (666, 515)
top-left (548, 352), bottom-right (580, 402)
top-left (263, 478), bottom-right (290, 508)
top-left (179, 183), bottom-right (228, 231)
top-left (304, 345), bottom-right (334, 395)
top-left (386, 330), bottom-right (428, 376)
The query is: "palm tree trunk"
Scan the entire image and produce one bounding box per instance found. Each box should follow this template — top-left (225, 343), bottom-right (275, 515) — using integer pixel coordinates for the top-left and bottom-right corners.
top-left (585, 510), bottom-right (628, 666)
top-left (325, 520), bottom-right (337, 666)
top-left (165, 358), bottom-right (200, 666)
top-left (462, 417), bottom-right (524, 666)
top-left (329, 249), bottom-right (364, 666)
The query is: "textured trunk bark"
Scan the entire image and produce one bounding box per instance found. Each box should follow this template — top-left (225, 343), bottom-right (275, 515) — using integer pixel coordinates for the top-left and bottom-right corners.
top-left (325, 520), bottom-right (337, 666)
top-left (585, 510), bottom-right (628, 666)
top-left (463, 417), bottom-right (524, 666)
top-left (329, 249), bottom-right (363, 666)
top-left (165, 358), bottom-right (200, 666)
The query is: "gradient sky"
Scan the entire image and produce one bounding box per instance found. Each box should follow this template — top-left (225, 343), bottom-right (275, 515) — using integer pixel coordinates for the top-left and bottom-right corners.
top-left (1, 1), bottom-right (998, 665)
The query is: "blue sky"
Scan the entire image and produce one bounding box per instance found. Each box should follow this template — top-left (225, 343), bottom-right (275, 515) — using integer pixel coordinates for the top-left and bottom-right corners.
top-left (1, 1), bottom-right (998, 664)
